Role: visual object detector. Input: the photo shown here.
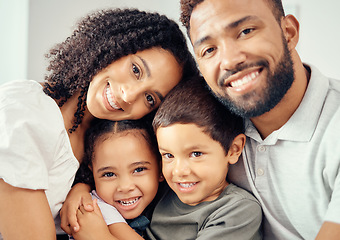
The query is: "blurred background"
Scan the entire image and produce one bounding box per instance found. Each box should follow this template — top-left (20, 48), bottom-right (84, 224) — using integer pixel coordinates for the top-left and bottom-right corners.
top-left (1, 0), bottom-right (339, 85)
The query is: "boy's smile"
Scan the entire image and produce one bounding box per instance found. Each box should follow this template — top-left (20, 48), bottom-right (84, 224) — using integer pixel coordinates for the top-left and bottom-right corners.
top-left (156, 123), bottom-right (233, 206)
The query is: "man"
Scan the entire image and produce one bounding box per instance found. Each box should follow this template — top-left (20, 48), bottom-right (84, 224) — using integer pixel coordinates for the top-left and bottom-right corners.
top-left (180, 0), bottom-right (340, 239)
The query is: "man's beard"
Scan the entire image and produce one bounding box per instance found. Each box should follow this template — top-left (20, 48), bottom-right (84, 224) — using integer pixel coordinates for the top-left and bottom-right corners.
top-left (213, 37), bottom-right (295, 118)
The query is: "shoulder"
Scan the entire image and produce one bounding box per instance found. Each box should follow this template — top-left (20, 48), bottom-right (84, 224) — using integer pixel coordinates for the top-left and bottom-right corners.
top-left (0, 80), bottom-right (64, 134)
top-left (223, 183), bottom-right (261, 205)
top-left (207, 184), bottom-right (262, 222)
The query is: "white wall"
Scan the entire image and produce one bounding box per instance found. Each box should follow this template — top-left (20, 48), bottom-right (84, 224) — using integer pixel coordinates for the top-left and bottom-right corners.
top-left (26, 0), bottom-right (184, 82)
top-left (282, 0), bottom-right (340, 80)
top-left (0, 0), bottom-right (29, 84)
top-left (1, 0), bottom-right (340, 85)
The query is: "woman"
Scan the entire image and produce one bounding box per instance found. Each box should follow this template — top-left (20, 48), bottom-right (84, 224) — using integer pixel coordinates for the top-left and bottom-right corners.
top-left (0, 8), bottom-right (198, 239)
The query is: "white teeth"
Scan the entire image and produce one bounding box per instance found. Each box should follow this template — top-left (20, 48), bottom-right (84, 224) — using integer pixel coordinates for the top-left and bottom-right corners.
top-left (118, 197), bottom-right (139, 206)
top-left (230, 71), bottom-right (259, 88)
top-left (106, 85), bottom-right (120, 109)
top-left (179, 182), bottom-right (196, 188)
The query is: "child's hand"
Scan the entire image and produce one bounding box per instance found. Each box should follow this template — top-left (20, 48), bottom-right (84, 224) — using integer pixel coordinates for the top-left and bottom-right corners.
top-left (72, 199), bottom-right (114, 240)
top-left (60, 183), bottom-right (93, 234)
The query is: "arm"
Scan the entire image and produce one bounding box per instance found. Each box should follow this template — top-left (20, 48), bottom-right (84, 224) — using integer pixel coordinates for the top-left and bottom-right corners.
top-left (0, 179), bottom-right (56, 240)
top-left (108, 222), bottom-right (144, 240)
top-left (60, 183), bottom-right (94, 234)
top-left (315, 222), bottom-right (340, 240)
top-left (72, 200), bottom-right (143, 240)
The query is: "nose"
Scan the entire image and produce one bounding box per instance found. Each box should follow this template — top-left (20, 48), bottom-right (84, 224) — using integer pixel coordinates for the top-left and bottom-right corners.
top-left (117, 175), bottom-right (135, 193)
top-left (219, 40), bottom-right (246, 71)
top-left (172, 158), bottom-right (191, 177)
top-left (120, 84), bottom-right (142, 104)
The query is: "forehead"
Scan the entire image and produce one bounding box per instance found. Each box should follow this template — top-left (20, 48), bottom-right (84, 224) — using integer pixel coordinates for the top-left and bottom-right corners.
top-left (189, 0), bottom-right (276, 42)
top-left (138, 48), bottom-right (183, 97)
top-left (94, 131), bottom-right (152, 159)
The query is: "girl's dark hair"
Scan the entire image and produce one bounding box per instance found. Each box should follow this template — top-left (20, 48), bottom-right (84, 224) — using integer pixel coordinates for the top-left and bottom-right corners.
top-left (74, 118), bottom-right (160, 189)
top-left (43, 8), bottom-right (199, 133)
top-left (152, 76), bottom-right (244, 154)
top-left (180, 0), bottom-right (285, 34)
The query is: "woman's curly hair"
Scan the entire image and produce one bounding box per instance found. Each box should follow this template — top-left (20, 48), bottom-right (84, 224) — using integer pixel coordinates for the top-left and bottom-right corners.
top-left (73, 118), bottom-right (160, 190)
top-left (43, 8), bottom-right (198, 133)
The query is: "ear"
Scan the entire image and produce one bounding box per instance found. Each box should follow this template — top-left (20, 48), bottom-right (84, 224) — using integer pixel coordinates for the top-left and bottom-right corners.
top-left (281, 14), bottom-right (300, 50)
top-left (226, 134), bottom-right (246, 165)
top-left (159, 174), bottom-right (165, 182)
top-left (88, 164), bottom-right (93, 172)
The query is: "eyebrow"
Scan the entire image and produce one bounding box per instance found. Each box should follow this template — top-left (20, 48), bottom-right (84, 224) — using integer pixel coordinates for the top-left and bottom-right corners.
top-left (131, 161), bottom-right (152, 167)
top-left (96, 161), bottom-right (152, 173)
top-left (138, 56), bottom-right (151, 77)
top-left (193, 15), bottom-right (259, 49)
top-left (155, 92), bottom-right (164, 102)
top-left (97, 166), bottom-right (114, 173)
top-left (159, 144), bottom-right (206, 153)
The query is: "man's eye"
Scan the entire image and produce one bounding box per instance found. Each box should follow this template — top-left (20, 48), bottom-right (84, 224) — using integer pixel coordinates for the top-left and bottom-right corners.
top-left (202, 47), bottom-right (215, 57)
top-left (145, 93), bottom-right (155, 107)
top-left (191, 152), bottom-right (202, 158)
top-left (103, 172), bottom-right (115, 178)
top-left (239, 28), bottom-right (254, 37)
top-left (132, 64), bottom-right (141, 79)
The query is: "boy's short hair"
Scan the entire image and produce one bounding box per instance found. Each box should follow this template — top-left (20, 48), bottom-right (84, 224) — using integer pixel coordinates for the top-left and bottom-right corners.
top-left (152, 76), bottom-right (244, 154)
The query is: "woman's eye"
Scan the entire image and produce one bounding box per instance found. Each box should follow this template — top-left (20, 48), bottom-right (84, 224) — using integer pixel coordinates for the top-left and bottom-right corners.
top-left (132, 64), bottom-right (141, 79)
top-left (145, 93), bottom-right (156, 107)
top-left (162, 153), bottom-right (173, 159)
top-left (103, 172), bottom-right (115, 178)
top-left (191, 152), bottom-right (203, 158)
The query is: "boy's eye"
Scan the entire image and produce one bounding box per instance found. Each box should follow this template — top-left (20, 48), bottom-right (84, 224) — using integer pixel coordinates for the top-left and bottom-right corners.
top-left (103, 172), bottom-right (115, 178)
top-left (132, 64), bottom-right (141, 79)
top-left (145, 93), bottom-right (156, 107)
top-left (190, 152), bottom-right (203, 158)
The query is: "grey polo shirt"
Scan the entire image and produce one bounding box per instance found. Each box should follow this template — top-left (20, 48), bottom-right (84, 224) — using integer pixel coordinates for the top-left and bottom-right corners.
top-left (228, 64), bottom-right (340, 240)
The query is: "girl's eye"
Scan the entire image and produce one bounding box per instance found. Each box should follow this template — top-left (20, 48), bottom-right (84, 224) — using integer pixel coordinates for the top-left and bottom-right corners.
top-left (132, 64), bottom-right (141, 79)
top-left (103, 172), bottom-right (115, 178)
top-left (190, 152), bottom-right (203, 158)
top-left (134, 167), bottom-right (146, 173)
top-left (145, 93), bottom-right (156, 107)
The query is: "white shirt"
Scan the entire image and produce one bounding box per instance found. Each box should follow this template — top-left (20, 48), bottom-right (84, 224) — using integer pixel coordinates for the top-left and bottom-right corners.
top-left (0, 80), bottom-right (79, 236)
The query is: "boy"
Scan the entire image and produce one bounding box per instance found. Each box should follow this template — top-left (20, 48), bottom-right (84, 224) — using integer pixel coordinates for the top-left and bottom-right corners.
top-left (147, 76), bottom-right (262, 240)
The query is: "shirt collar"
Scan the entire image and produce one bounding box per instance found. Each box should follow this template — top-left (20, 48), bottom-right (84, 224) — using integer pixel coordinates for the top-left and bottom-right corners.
top-left (245, 64), bottom-right (329, 142)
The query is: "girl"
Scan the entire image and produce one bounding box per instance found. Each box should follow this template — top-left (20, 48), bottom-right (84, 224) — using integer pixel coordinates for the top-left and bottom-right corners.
top-left (0, 8), bottom-right (198, 239)
top-left (71, 119), bottom-right (162, 240)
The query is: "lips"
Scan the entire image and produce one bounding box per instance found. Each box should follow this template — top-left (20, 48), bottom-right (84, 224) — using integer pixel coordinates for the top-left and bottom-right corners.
top-left (229, 71), bottom-right (259, 88)
top-left (105, 83), bottom-right (122, 110)
top-left (176, 182), bottom-right (198, 193)
top-left (117, 197), bottom-right (141, 206)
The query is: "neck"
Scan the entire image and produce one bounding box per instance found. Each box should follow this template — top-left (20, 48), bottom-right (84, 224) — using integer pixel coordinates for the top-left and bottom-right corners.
top-left (250, 57), bottom-right (309, 139)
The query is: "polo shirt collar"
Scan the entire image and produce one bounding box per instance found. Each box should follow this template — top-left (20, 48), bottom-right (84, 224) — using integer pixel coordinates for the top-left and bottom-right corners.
top-left (245, 64), bottom-right (329, 143)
